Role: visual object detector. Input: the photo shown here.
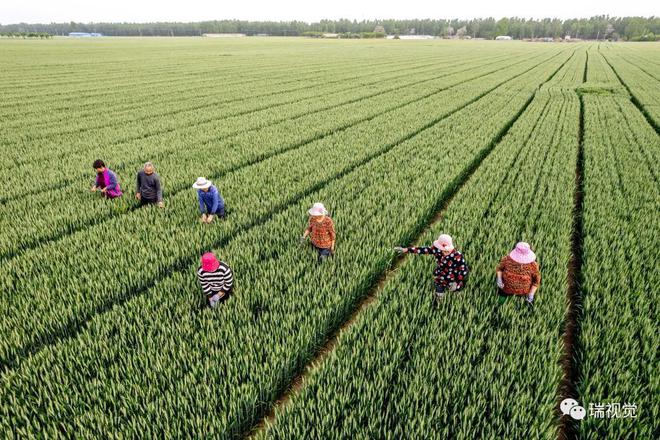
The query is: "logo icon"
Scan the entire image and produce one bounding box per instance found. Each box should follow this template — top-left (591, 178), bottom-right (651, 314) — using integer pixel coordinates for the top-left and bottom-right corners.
top-left (561, 398), bottom-right (586, 420)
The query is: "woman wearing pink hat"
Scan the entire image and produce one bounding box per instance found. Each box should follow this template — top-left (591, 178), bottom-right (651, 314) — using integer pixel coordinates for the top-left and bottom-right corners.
top-left (395, 234), bottom-right (469, 300)
top-left (197, 252), bottom-right (234, 308)
top-left (300, 202), bottom-right (336, 262)
top-left (496, 242), bottom-right (541, 306)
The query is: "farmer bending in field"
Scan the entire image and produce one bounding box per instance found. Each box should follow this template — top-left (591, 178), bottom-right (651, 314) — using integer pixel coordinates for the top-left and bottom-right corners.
top-left (395, 234), bottom-right (469, 301)
top-left (197, 252), bottom-right (233, 308)
top-left (300, 202), bottom-right (336, 262)
top-left (90, 159), bottom-right (122, 199)
top-left (192, 177), bottom-right (225, 223)
top-left (496, 242), bottom-right (541, 306)
top-left (136, 162), bottom-right (164, 208)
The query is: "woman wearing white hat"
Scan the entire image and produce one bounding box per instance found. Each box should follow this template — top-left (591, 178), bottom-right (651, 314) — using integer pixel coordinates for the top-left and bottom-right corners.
top-left (300, 202), bottom-right (336, 262)
top-left (192, 177), bottom-right (225, 224)
top-left (395, 234), bottom-right (469, 300)
top-left (496, 242), bottom-right (541, 306)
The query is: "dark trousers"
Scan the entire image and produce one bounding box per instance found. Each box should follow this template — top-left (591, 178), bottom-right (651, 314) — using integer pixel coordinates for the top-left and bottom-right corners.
top-left (210, 207), bottom-right (225, 218)
top-left (139, 198), bottom-right (158, 206)
top-left (314, 245), bottom-right (332, 262)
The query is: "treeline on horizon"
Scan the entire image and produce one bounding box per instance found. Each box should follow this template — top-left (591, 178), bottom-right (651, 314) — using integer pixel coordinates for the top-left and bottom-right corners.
top-left (0, 16), bottom-right (658, 41)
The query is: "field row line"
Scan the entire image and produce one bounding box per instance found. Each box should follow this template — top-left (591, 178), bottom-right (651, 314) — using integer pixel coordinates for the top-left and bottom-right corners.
top-left (0, 53), bottom-right (452, 120)
top-left (0, 50), bottom-right (566, 377)
top-left (0, 52), bottom-right (372, 102)
top-left (1, 53), bottom-right (492, 144)
top-left (0, 53), bottom-right (444, 122)
top-left (248, 51), bottom-right (575, 438)
top-left (599, 48), bottom-right (659, 134)
top-left (0, 52), bottom-right (532, 205)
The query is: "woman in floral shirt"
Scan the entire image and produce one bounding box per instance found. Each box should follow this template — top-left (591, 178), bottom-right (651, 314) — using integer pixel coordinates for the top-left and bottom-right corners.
top-left (395, 234), bottom-right (469, 300)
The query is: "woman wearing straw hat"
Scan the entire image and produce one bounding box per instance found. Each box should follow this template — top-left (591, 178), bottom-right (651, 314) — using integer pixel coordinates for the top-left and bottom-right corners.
top-left (192, 177), bottom-right (225, 224)
top-left (90, 159), bottom-right (122, 199)
top-left (300, 202), bottom-right (336, 262)
top-left (496, 242), bottom-right (541, 306)
top-left (395, 234), bottom-right (469, 300)
top-left (197, 252), bottom-right (234, 308)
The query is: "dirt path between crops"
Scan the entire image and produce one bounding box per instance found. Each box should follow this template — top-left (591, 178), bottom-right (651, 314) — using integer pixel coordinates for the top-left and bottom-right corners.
top-left (557, 50), bottom-right (588, 440)
top-left (246, 50), bottom-right (575, 439)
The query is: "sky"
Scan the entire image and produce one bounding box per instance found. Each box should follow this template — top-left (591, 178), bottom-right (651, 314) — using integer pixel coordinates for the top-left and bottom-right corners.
top-left (1, 0), bottom-right (657, 24)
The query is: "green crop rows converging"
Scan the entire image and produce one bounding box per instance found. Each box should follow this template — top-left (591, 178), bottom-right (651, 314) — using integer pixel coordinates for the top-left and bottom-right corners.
top-left (0, 37), bottom-right (656, 438)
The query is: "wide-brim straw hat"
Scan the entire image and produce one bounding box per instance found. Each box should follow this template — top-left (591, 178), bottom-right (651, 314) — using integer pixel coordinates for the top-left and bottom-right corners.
top-left (192, 177), bottom-right (212, 190)
top-left (308, 202), bottom-right (328, 216)
top-left (201, 252), bottom-right (220, 272)
top-left (433, 234), bottom-right (454, 251)
top-left (509, 242), bottom-right (536, 264)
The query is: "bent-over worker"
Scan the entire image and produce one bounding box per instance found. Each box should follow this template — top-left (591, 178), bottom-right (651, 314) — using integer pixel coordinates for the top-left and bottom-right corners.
top-left (192, 177), bottom-right (225, 223)
top-left (197, 252), bottom-right (233, 308)
top-left (496, 242), bottom-right (541, 306)
top-left (91, 159), bottom-right (122, 199)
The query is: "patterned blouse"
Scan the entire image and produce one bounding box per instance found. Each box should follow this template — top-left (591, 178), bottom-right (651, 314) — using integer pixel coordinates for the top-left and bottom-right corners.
top-left (306, 216), bottom-right (336, 249)
top-left (406, 247), bottom-right (469, 290)
top-left (496, 256), bottom-right (541, 295)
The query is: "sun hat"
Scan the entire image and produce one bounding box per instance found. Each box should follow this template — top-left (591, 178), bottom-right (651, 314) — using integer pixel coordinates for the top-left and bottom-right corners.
top-left (201, 252), bottom-right (220, 272)
top-left (192, 177), bottom-right (212, 190)
top-left (432, 234), bottom-right (454, 251)
top-left (509, 242), bottom-right (536, 264)
top-left (308, 202), bottom-right (328, 216)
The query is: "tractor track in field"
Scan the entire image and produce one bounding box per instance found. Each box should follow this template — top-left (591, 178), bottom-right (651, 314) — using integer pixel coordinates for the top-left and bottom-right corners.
top-left (600, 49), bottom-right (659, 134)
top-left (557, 51), bottom-right (588, 440)
top-left (0, 51), bottom-right (552, 264)
top-left (2, 53), bottom-right (452, 131)
top-left (1, 52), bottom-right (511, 170)
top-left (0, 56), bottom-right (447, 145)
top-left (0, 52), bottom-right (520, 191)
top-left (246, 50), bottom-right (575, 439)
top-left (0, 54), bottom-right (396, 109)
top-left (0, 50), bottom-right (568, 379)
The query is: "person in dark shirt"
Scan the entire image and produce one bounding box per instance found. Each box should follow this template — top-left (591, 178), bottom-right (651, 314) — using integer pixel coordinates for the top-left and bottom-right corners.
top-left (135, 162), bottom-right (164, 208)
top-left (395, 234), bottom-right (469, 301)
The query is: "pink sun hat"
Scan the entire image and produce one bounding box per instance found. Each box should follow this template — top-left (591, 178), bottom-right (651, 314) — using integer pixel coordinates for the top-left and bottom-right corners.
top-left (201, 252), bottom-right (220, 272)
top-left (433, 234), bottom-right (454, 252)
top-left (308, 202), bottom-right (328, 216)
top-left (509, 242), bottom-right (536, 264)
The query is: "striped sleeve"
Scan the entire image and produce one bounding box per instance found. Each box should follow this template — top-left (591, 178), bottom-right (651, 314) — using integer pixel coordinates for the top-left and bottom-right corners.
top-left (197, 268), bottom-right (214, 295)
top-left (218, 264), bottom-right (234, 290)
top-left (197, 265), bottom-right (233, 295)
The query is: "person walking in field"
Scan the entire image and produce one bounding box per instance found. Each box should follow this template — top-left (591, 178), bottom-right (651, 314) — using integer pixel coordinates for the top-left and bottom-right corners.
top-left (496, 242), bottom-right (540, 306)
top-left (192, 177), bottom-right (225, 223)
top-left (90, 159), bottom-right (122, 199)
top-left (197, 252), bottom-right (234, 308)
top-left (300, 202), bottom-right (336, 262)
top-left (136, 162), bottom-right (164, 208)
top-left (394, 234), bottom-right (469, 300)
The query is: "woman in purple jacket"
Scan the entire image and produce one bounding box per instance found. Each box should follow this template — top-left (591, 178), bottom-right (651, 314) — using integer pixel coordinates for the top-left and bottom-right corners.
top-left (91, 159), bottom-right (123, 199)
